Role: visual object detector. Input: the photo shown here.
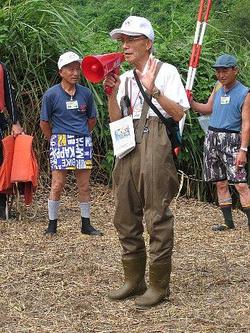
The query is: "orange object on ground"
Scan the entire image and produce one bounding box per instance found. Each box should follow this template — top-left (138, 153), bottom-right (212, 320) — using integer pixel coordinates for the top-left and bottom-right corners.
top-left (0, 135), bottom-right (15, 191)
top-left (0, 63), bottom-right (5, 111)
top-left (0, 134), bottom-right (39, 204)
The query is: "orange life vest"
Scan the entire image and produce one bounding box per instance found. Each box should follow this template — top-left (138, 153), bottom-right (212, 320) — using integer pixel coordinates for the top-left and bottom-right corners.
top-left (0, 135), bottom-right (15, 191)
top-left (0, 134), bottom-right (39, 204)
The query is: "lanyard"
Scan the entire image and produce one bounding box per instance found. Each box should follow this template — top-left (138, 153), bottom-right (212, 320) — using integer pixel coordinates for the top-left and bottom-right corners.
top-left (129, 79), bottom-right (141, 114)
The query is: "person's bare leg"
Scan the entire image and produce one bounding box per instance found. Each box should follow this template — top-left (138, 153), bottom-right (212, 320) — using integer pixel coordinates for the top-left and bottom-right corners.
top-left (235, 182), bottom-right (250, 231)
top-left (45, 170), bottom-right (67, 235)
top-left (75, 169), bottom-right (103, 236)
top-left (212, 180), bottom-right (235, 231)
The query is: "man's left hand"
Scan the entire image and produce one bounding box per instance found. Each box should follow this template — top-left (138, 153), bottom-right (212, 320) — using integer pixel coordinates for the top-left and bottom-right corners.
top-left (136, 56), bottom-right (157, 94)
top-left (11, 122), bottom-right (23, 137)
top-left (236, 150), bottom-right (247, 169)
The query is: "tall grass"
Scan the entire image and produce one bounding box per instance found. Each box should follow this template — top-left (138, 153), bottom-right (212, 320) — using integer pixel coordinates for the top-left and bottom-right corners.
top-left (0, 0), bottom-right (249, 199)
top-left (0, 0), bottom-right (95, 184)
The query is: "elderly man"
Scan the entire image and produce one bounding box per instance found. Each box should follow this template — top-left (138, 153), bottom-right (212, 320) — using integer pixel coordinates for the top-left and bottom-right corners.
top-left (104, 16), bottom-right (189, 308)
top-left (191, 54), bottom-right (250, 232)
top-left (0, 61), bottom-right (23, 219)
top-left (40, 51), bottom-right (102, 236)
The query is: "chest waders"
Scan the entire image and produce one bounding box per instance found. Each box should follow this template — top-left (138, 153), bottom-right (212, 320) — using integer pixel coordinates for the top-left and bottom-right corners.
top-left (109, 64), bottom-right (179, 308)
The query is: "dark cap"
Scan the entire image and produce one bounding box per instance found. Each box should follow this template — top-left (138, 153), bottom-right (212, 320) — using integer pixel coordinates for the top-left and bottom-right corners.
top-left (212, 54), bottom-right (237, 68)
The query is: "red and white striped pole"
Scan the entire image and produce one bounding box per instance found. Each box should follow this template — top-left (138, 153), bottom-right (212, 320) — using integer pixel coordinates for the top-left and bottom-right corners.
top-left (179, 0), bottom-right (212, 136)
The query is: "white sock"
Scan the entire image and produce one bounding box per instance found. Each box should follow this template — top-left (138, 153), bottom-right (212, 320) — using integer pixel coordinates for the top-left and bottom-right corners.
top-left (80, 202), bottom-right (90, 218)
top-left (48, 200), bottom-right (60, 220)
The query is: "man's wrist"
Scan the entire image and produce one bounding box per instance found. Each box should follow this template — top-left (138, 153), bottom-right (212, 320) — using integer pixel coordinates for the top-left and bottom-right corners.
top-left (240, 147), bottom-right (248, 152)
top-left (152, 87), bottom-right (161, 99)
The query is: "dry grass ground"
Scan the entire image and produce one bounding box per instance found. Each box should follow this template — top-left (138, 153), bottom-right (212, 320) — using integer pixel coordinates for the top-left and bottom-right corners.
top-left (0, 183), bottom-right (249, 333)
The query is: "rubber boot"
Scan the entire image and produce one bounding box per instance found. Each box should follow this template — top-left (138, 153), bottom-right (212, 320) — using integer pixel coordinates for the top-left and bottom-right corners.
top-left (45, 219), bottom-right (57, 235)
top-left (242, 207), bottom-right (250, 232)
top-left (81, 217), bottom-right (103, 236)
top-left (135, 261), bottom-right (171, 309)
top-left (212, 206), bottom-right (235, 231)
top-left (109, 253), bottom-right (147, 300)
top-left (0, 194), bottom-right (7, 220)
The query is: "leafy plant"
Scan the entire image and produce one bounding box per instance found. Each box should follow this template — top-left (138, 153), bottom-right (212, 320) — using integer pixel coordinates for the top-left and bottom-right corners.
top-left (1, 0), bottom-right (249, 199)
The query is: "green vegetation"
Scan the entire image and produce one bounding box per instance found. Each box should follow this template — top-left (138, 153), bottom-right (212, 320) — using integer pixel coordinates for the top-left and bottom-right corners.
top-left (0, 0), bottom-right (249, 199)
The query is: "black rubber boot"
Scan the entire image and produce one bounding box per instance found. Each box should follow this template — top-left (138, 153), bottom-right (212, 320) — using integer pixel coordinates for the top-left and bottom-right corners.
top-left (81, 217), bottom-right (103, 236)
top-left (242, 207), bottom-right (250, 232)
top-left (109, 253), bottom-right (147, 300)
top-left (0, 194), bottom-right (7, 220)
top-left (45, 219), bottom-right (57, 235)
top-left (213, 205), bottom-right (235, 231)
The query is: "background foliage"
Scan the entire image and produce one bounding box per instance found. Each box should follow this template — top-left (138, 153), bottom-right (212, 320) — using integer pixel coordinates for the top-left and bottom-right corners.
top-left (0, 0), bottom-right (249, 201)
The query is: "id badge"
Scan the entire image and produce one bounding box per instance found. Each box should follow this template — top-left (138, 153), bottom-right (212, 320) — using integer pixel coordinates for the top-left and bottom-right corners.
top-left (66, 100), bottom-right (79, 110)
top-left (133, 107), bottom-right (141, 119)
top-left (221, 96), bottom-right (230, 105)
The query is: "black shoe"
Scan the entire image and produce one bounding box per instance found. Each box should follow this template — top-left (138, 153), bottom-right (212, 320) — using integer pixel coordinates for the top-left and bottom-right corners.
top-left (0, 207), bottom-right (6, 220)
top-left (45, 219), bottom-right (57, 235)
top-left (81, 217), bottom-right (103, 236)
top-left (212, 224), bottom-right (235, 231)
top-left (0, 194), bottom-right (7, 220)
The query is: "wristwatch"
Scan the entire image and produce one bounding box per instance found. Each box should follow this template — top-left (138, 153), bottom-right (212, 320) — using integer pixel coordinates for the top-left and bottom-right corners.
top-left (152, 88), bottom-right (161, 99)
top-left (240, 147), bottom-right (248, 152)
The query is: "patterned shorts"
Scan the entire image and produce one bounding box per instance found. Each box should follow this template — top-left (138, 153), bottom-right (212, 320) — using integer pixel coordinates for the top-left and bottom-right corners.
top-left (204, 130), bottom-right (247, 183)
top-left (49, 134), bottom-right (92, 171)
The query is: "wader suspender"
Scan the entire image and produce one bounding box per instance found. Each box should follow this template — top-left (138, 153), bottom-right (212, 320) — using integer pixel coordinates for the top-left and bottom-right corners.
top-left (132, 62), bottom-right (163, 143)
top-left (123, 75), bottom-right (149, 143)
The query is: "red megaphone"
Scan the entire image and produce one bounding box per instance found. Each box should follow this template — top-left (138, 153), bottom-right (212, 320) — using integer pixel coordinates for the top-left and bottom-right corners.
top-left (81, 52), bottom-right (125, 95)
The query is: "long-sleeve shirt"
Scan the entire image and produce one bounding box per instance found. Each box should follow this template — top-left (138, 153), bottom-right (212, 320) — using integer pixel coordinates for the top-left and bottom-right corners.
top-left (0, 62), bottom-right (19, 124)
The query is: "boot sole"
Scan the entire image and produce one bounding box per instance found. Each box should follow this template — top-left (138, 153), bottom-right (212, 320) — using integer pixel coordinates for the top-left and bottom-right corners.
top-left (135, 297), bottom-right (169, 310)
top-left (109, 287), bottom-right (147, 301)
top-left (81, 231), bottom-right (103, 236)
top-left (44, 230), bottom-right (57, 236)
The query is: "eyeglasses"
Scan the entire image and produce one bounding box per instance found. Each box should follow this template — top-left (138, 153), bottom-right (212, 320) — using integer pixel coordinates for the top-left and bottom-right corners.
top-left (118, 35), bottom-right (147, 44)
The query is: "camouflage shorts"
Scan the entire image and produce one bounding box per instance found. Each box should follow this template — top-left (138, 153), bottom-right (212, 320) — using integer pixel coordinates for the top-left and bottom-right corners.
top-left (203, 129), bottom-right (247, 183)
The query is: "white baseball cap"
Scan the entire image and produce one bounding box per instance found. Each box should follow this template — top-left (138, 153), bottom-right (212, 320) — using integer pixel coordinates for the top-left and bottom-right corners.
top-left (110, 16), bottom-right (154, 41)
top-left (57, 51), bottom-right (81, 70)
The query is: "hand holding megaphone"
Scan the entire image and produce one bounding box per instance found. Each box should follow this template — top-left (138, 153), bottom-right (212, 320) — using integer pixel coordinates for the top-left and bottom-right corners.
top-left (81, 52), bottom-right (125, 95)
top-left (103, 73), bottom-right (120, 96)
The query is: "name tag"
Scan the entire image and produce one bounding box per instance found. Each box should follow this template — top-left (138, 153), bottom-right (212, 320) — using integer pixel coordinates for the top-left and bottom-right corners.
top-left (66, 100), bottom-right (79, 110)
top-left (221, 96), bottom-right (230, 105)
top-left (132, 107), bottom-right (141, 119)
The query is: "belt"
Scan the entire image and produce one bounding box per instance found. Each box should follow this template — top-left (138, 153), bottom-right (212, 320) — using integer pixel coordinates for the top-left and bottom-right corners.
top-left (208, 126), bottom-right (240, 134)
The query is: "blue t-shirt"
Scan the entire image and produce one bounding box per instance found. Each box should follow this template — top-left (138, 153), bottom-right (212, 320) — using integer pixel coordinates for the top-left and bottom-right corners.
top-left (40, 83), bottom-right (97, 136)
top-left (209, 81), bottom-right (249, 132)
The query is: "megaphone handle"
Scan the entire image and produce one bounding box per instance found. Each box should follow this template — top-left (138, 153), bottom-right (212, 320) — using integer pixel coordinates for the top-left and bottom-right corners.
top-left (104, 85), bottom-right (113, 95)
top-left (104, 67), bottom-right (120, 95)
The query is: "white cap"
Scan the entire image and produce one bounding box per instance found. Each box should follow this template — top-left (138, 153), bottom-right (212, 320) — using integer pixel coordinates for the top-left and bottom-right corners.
top-left (57, 51), bottom-right (81, 70)
top-left (110, 16), bottom-right (154, 41)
